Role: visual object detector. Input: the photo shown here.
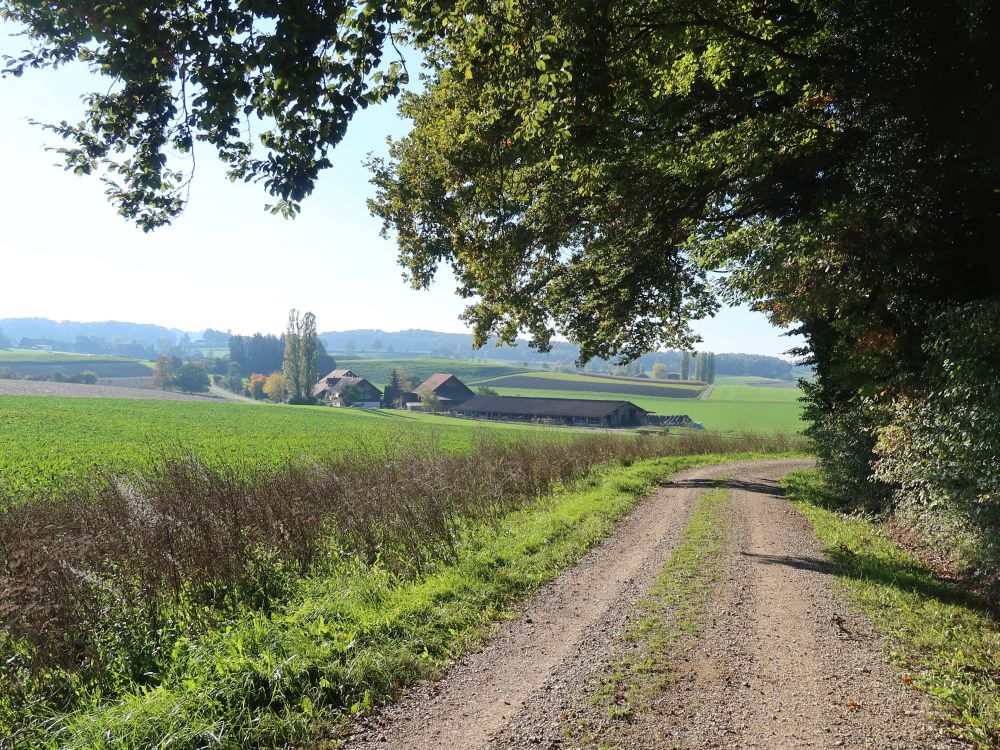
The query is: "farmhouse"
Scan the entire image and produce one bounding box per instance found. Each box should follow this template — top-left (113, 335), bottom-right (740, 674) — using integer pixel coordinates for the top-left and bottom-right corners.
top-left (312, 370), bottom-right (382, 408)
top-left (402, 373), bottom-right (476, 411)
top-left (452, 395), bottom-right (646, 428)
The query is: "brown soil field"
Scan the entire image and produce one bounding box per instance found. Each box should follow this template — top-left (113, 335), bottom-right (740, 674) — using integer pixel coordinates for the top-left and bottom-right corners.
top-left (0, 379), bottom-right (219, 401)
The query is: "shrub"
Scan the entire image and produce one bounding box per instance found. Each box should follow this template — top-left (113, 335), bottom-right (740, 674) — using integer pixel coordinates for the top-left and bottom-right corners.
top-left (872, 301), bottom-right (1000, 596)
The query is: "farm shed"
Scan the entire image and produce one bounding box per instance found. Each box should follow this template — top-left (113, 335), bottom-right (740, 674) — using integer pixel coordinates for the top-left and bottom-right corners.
top-left (403, 373), bottom-right (476, 410)
top-left (312, 372), bottom-right (382, 408)
top-left (451, 395), bottom-right (646, 428)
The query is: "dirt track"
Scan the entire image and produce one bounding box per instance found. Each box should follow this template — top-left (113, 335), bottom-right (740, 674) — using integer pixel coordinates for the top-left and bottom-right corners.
top-left (340, 459), bottom-right (963, 750)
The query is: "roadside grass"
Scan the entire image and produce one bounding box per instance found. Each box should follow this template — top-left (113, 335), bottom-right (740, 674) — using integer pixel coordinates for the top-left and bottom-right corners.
top-left (482, 386), bottom-right (805, 432)
top-left (10, 452), bottom-right (795, 750)
top-left (782, 470), bottom-right (1000, 749)
top-left (587, 485), bottom-right (733, 738)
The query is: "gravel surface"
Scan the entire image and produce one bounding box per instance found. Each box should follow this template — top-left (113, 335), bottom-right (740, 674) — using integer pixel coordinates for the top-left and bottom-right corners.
top-left (0, 379), bottom-right (219, 400)
top-left (336, 459), bottom-right (965, 750)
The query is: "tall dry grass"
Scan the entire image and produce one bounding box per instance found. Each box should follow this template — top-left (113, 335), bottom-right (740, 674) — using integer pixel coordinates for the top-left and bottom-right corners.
top-left (0, 431), bottom-right (799, 687)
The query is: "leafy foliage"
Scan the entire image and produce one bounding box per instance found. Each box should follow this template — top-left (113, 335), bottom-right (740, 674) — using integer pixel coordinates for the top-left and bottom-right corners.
top-left (871, 302), bottom-right (1000, 589)
top-left (1, 0), bottom-right (410, 228)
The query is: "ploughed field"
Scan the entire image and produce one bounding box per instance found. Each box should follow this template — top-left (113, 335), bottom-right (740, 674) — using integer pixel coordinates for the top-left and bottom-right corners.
top-left (0, 395), bottom-right (559, 507)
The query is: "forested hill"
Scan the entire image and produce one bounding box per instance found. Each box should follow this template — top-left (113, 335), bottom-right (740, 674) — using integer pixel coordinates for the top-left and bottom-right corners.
top-left (0, 319), bottom-right (802, 380)
top-left (319, 329), bottom-right (801, 380)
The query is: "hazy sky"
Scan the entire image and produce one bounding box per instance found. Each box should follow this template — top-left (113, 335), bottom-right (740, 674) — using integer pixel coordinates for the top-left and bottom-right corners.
top-left (0, 28), bottom-right (802, 358)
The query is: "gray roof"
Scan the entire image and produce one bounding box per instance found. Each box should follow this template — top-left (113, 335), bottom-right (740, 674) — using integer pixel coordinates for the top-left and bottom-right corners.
top-left (452, 395), bottom-right (645, 419)
top-left (312, 376), bottom-right (381, 398)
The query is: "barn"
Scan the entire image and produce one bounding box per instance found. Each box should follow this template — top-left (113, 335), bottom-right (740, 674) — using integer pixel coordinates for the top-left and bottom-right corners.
top-left (451, 395), bottom-right (646, 428)
top-left (402, 373), bottom-right (476, 410)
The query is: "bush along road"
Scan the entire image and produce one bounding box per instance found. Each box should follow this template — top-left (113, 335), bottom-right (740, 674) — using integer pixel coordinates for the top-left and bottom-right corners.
top-left (341, 460), bottom-right (998, 750)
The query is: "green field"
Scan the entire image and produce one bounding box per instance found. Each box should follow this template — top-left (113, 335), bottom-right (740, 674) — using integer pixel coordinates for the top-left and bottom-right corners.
top-left (477, 370), bottom-right (706, 392)
top-left (480, 387), bottom-right (804, 431)
top-left (335, 357), bottom-right (529, 386)
top-left (0, 396), bottom-right (559, 505)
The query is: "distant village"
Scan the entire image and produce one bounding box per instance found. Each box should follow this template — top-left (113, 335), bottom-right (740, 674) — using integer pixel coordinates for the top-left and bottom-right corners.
top-left (311, 369), bottom-right (701, 430)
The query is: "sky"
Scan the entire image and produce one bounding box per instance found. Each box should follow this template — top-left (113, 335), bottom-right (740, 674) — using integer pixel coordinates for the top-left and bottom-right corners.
top-left (0, 28), bottom-right (802, 359)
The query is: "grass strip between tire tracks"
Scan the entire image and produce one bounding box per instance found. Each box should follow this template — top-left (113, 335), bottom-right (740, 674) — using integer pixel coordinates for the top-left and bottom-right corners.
top-left (782, 470), bottom-right (1000, 750)
top-left (21, 453), bottom-right (792, 750)
top-left (575, 484), bottom-right (734, 748)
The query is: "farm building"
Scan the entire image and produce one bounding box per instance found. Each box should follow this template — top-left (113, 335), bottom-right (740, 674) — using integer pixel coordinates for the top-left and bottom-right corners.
top-left (402, 373), bottom-right (476, 411)
top-left (452, 395), bottom-right (647, 428)
top-left (312, 370), bottom-right (382, 408)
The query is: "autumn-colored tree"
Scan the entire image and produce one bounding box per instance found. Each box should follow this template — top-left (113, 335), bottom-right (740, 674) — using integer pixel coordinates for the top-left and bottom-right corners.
top-left (651, 363), bottom-right (669, 381)
top-left (263, 372), bottom-right (289, 403)
top-left (152, 356), bottom-right (175, 390)
top-left (247, 373), bottom-right (268, 400)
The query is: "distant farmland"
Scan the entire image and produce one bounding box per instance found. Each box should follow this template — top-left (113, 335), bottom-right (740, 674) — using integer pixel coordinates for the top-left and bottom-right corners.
top-left (472, 373), bottom-right (803, 432)
top-left (0, 350), bottom-right (150, 377)
top-left (335, 357), bottom-right (528, 385)
top-left (476, 373), bottom-right (704, 399)
top-left (0, 395), bottom-right (564, 507)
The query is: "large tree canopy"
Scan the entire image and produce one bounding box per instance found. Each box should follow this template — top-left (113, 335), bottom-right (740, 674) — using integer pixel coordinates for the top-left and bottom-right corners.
top-left (2, 0), bottom-right (997, 362)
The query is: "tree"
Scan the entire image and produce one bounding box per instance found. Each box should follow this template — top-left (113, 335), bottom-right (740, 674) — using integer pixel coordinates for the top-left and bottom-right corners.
top-left (224, 362), bottom-right (244, 394)
top-left (173, 363), bottom-right (210, 393)
top-left (476, 386), bottom-right (499, 396)
top-left (263, 372), bottom-right (289, 403)
top-left (247, 373), bottom-right (268, 400)
top-left (694, 353), bottom-right (707, 383)
top-left (338, 383), bottom-right (366, 407)
top-left (229, 334), bottom-right (283, 377)
top-left (680, 353), bottom-right (691, 382)
top-left (316, 340), bottom-right (336, 378)
top-left (0, 328), bottom-right (11, 349)
top-left (344, 338), bottom-right (357, 354)
top-left (651, 363), bottom-right (668, 381)
top-left (372, 337), bottom-right (383, 352)
top-left (383, 369), bottom-right (403, 408)
top-left (152, 355), bottom-right (175, 390)
top-left (706, 353), bottom-right (716, 385)
top-left (282, 309), bottom-right (318, 404)
top-left (420, 393), bottom-right (443, 414)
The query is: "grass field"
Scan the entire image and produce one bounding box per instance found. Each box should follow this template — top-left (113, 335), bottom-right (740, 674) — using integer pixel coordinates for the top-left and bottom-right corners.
top-left (477, 385), bottom-right (804, 432)
top-left (335, 357), bottom-right (528, 385)
top-left (0, 396), bottom-right (558, 505)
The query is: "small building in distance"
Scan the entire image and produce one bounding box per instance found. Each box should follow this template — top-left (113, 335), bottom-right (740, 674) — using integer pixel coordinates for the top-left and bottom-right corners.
top-left (452, 395), bottom-right (646, 428)
top-left (312, 369), bottom-right (382, 408)
top-left (402, 373), bottom-right (476, 411)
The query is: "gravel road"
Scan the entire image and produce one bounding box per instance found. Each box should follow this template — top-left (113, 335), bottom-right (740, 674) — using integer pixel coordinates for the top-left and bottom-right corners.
top-left (337, 459), bottom-right (964, 750)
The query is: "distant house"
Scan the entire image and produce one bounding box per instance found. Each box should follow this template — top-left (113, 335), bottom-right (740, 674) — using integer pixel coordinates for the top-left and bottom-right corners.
top-left (452, 395), bottom-right (646, 428)
top-left (402, 373), bottom-right (476, 411)
top-left (312, 369), bottom-right (381, 408)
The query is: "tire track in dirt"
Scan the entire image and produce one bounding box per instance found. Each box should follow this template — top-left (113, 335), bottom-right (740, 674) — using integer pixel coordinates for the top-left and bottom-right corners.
top-left (629, 468), bottom-right (965, 750)
top-left (338, 459), bottom-right (810, 750)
